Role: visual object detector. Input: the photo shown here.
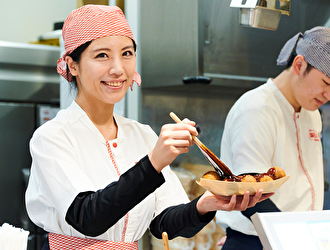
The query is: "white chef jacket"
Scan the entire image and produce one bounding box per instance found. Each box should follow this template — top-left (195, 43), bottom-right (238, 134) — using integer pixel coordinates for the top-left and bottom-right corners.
top-left (216, 79), bottom-right (324, 236)
top-left (25, 101), bottom-right (189, 242)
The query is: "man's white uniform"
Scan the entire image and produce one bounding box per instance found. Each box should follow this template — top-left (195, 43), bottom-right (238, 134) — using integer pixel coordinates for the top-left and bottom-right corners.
top-left (216, 79), bottom-right (324, 236)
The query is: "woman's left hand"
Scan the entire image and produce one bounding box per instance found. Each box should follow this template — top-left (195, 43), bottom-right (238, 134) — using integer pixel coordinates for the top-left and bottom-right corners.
top-left (196, 189), bottom-right (274, 215)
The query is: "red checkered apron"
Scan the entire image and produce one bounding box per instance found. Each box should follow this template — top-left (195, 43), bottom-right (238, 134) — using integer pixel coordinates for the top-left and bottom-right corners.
top-left (48, 142), bottom-right (138, 249)
top-left (49, 233), bottom-right (138, 250)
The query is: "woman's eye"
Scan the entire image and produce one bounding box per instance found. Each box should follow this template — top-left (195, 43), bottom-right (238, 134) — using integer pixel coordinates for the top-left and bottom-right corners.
top-left (96, 53), bottom-right (108, 58)
top-left (123, 50), bottom-right (133, 57)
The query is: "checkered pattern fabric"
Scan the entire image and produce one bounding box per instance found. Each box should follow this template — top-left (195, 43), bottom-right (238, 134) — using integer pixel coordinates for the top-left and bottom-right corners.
top-left (49, 233), bottom-right (139, 250)
top-left (277, 26), bottom-right (330, 77)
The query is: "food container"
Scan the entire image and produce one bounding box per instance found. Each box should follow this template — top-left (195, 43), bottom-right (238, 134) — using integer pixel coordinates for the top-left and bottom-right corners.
top-left (239, 6), bottom-right (282, 31)
top-left (197, 175), bottom-right (290, 196)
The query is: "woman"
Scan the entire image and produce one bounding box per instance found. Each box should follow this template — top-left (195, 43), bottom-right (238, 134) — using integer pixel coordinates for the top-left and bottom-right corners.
top-left (25, 5), bottom-right (272, 250)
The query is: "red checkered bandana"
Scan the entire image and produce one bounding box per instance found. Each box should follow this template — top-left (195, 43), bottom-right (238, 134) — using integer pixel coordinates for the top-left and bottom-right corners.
top-left (57, 5), bottom-right (141, 90)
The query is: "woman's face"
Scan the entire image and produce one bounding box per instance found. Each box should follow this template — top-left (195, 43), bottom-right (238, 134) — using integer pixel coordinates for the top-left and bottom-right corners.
top-left (68, 36), bottom-right (136, 107)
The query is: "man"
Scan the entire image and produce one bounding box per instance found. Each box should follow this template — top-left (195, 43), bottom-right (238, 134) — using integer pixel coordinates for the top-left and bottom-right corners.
top-left (216, 26), bottom-right (330, 249)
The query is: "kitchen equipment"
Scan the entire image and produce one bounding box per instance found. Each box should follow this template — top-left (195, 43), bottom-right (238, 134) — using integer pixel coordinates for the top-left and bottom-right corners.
top-left (162, 232), bottom-right (169, 250)
top-left (239, 6), bottom-right (282, 30)
top-left (230, 0), bottom-right (290, 31)
top-left (0, 40), bottom-right (60, 250)
top-left (170, 112), bottom-right (232, 177)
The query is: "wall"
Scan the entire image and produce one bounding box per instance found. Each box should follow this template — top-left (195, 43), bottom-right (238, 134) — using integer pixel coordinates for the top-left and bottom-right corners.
top-left (141, 85), bottom-right (251, 167)
top-left (0, 0), bottom-right (76, 43)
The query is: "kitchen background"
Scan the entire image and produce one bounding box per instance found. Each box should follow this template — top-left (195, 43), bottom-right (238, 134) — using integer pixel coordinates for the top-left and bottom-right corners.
top-left (139, 0), bottom-right (330, 207)
top-left (1, 0), bottom-right (330, 249)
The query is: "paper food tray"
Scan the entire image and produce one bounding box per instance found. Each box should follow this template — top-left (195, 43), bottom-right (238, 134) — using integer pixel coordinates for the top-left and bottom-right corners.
top-left (197, 175), bottom-right (290, 196)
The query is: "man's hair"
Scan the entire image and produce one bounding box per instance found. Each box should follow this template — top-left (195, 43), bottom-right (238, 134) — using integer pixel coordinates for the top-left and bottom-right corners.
top-left (286, 52), bottom-right (314, 75)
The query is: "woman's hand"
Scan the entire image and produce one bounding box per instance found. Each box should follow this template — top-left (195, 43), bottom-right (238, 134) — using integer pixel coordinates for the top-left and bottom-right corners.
top-left (148, 119), bottom-right (198, 173)
top-left (196, 190), bottom-right (274, 215)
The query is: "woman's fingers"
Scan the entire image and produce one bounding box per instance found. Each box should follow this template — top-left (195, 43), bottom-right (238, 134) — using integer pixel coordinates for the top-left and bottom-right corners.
top-left (149, 122), bottom-right (197, 172)
top-left (226, 189), bottom-right (273, 211)
top-left (247, 189), bottom-right (263, 208)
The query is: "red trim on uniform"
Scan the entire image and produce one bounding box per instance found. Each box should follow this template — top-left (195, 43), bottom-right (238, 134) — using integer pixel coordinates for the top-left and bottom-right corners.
top-left (294, 114), bottom-right (315, 210)
top-left (122, 214), bottom-right (129, 241)
top-left (106, 141), bottom-right (130, 241)
top-left (106, 142), bottom-right (121, 176)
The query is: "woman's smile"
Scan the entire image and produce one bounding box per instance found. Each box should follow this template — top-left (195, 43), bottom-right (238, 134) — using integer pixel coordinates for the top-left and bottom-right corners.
top-left (102, 79), bottom-right (126, 87)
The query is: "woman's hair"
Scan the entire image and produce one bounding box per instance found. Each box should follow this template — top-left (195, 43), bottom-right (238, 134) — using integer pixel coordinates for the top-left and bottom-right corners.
top-left (66, 39), bottom-right (137, 89)
top-left (66, 41), bottom-right (92, 89)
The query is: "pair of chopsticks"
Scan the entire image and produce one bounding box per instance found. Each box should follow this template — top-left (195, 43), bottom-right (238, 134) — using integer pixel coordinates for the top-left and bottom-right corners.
top-left (170, 112), bottom-right (233, 177)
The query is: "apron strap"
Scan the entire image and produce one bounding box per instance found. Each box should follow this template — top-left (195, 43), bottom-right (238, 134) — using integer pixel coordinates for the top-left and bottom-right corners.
top-left (48, 232), bottom-right (138, 250)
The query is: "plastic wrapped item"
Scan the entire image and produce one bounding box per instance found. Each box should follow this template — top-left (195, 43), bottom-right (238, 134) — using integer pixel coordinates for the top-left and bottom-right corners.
top-left (181, 163), bottom-right (214, 199)
top-left (150, 220), bottom-right (226, 250)
top-left (171, 167), bottom-right (196, 199)
top-left (151, 235), bottom-right (195, 250)
top-left (194, 220), bottom-right (216, 250)
top-left (0, 223), bottom-right (29, 250)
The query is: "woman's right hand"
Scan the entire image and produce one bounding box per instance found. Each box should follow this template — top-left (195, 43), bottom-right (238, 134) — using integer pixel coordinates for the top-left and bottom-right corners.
top-left (148, 119), bottom-right (198, 173)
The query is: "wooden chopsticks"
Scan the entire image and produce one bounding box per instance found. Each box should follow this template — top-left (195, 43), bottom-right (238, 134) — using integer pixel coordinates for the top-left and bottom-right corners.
top-left (162, 232), bottom-right (169, 250)
top-left (170, 112), bottom-right (233, 177)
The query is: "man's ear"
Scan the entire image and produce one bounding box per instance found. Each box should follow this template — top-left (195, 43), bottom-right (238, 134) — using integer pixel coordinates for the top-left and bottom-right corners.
top-left (292, 54), bottom-right (308, 76)
top-left (65, 56), bottom-right (78, 77)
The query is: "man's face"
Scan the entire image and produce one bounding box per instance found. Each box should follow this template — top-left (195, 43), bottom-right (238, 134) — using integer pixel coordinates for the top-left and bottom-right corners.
top-left (294, 67), bottom-right (330, 111)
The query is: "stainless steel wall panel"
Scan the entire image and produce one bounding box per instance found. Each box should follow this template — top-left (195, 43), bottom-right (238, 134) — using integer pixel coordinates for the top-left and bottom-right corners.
top-left (140, 0), bottom-right (199, 87)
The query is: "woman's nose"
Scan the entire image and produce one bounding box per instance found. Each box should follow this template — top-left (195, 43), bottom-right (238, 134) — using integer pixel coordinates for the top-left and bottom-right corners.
top-left (109, 57), bottom-right (124, 76)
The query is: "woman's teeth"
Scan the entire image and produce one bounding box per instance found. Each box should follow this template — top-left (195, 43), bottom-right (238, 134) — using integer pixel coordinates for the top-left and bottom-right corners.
top-left (104, 81), bottom-right (124, 87)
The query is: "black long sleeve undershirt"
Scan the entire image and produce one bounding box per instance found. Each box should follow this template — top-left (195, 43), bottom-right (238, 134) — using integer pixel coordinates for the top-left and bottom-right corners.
top-left (65, 155), bottom-right (165, 236)
top-left (65, 155), bottom-right (215, 238)
top-left (150, 196), bottom-right (216, 240)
